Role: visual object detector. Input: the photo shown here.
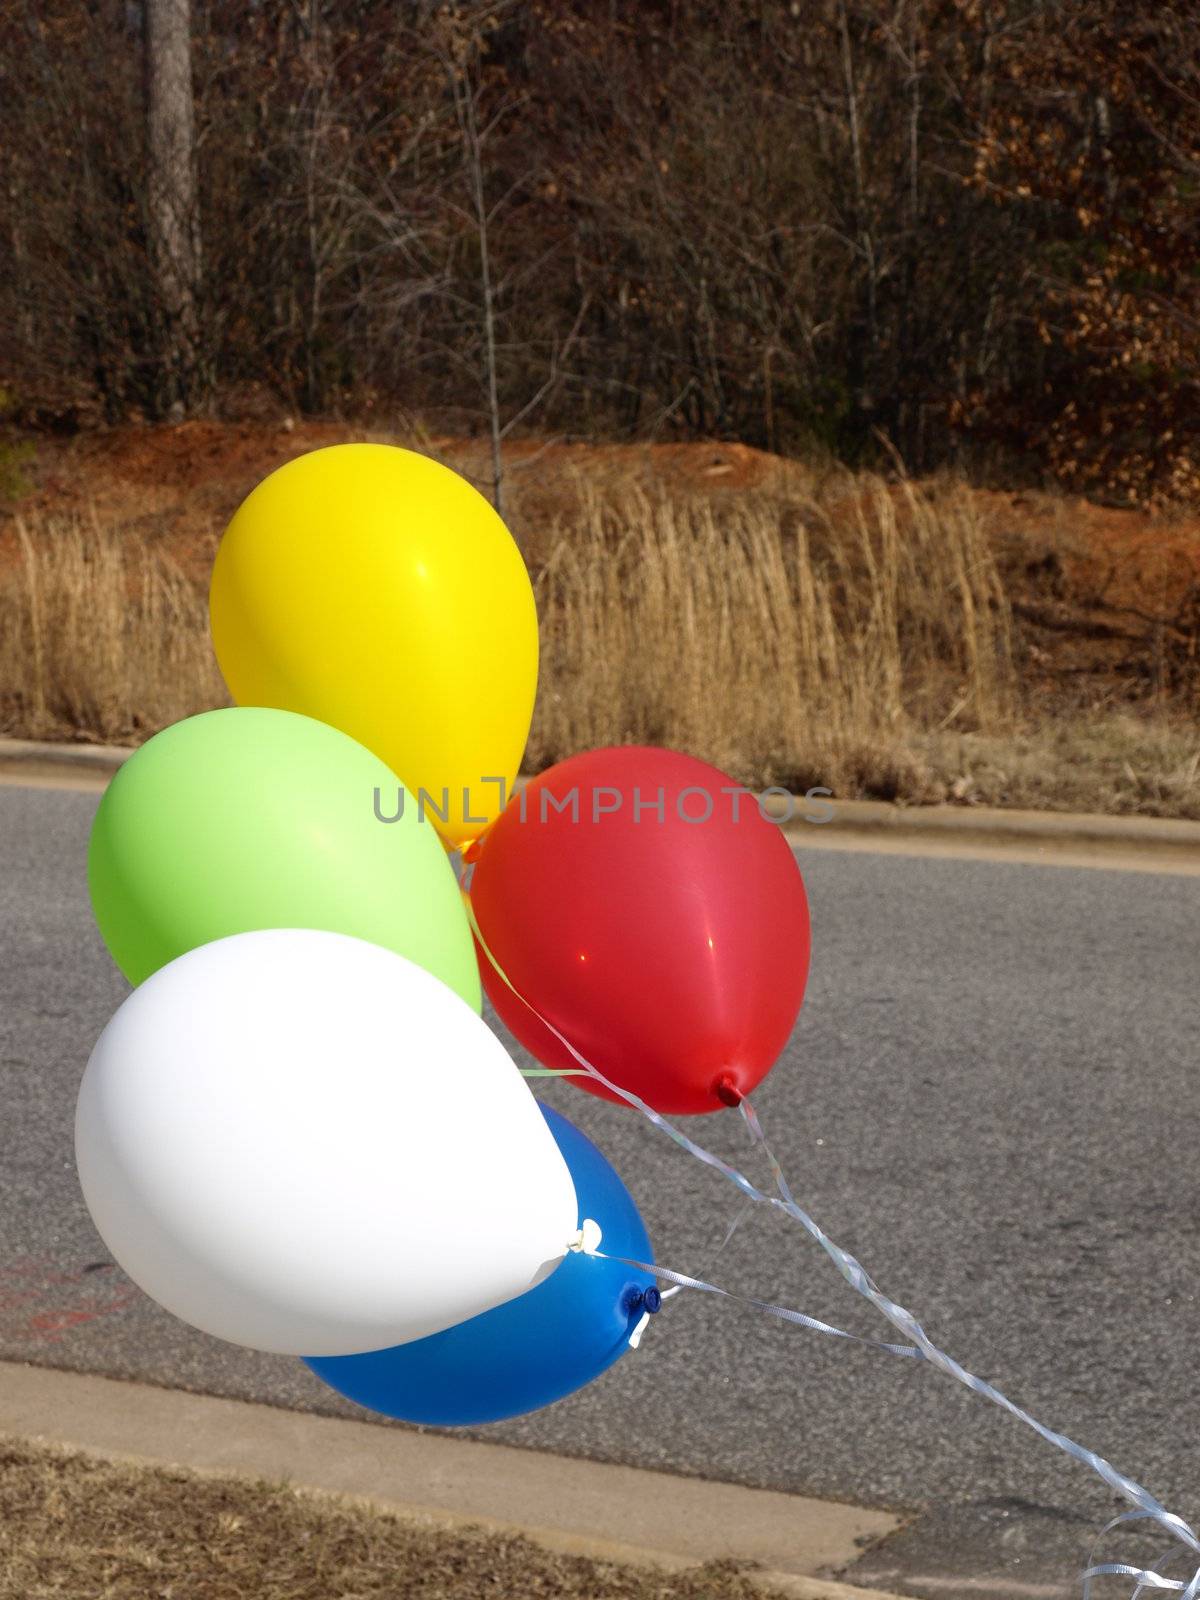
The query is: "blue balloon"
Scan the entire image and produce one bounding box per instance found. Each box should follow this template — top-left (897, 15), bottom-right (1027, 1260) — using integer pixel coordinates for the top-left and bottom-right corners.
top-left (304, 1104), bottom-right (657, 1424)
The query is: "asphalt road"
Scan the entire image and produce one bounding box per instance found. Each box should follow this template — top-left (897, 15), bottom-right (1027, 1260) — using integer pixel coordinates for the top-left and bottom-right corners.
top-left (2, 781), bottom-right (1198, 1599)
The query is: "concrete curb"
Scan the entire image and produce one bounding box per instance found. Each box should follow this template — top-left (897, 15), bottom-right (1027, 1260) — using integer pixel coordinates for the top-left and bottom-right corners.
top-left (0, 737), bottom-right (133, 789)
top-left (0, 737), bottom-right (134, 770)
top-left (0, 1361), bottom-right (909, 1600)
top-left (2, 735), bottom-right (1198, 866)
top-left (777, 794), bottom-right (1200, 851)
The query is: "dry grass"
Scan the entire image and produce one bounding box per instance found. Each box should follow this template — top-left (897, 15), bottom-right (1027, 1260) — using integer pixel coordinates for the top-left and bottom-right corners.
top-left (527, 472), bottom-right (1015, 798)
top-left (0, 1438), bottom-right (770, 1600)
top-left (0, 511), bottom-right (226, 743)
top-left (2, 472), bottom-right (1198, 817)
top-left (916, 715), bottom-right (1200, 818)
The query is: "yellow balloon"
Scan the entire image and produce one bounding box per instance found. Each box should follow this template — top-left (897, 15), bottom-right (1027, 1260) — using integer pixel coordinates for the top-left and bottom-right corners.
top-left (210, 444), bottom-right (537, 848)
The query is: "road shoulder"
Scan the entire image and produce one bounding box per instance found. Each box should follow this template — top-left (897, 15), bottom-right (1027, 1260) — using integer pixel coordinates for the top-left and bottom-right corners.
top-left (4, 736), bottom-right (1200, 874)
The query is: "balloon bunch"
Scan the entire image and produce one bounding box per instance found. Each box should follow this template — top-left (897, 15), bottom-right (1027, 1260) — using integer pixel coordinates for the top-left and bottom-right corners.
top-left (76, 443), bottom-right (1198, 1595)
top-left (80, 443), bottom-right (772, 1423)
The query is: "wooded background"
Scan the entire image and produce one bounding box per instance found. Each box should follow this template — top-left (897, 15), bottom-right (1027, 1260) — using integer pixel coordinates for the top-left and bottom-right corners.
top-left (2, 0), bottom-right (1197, 503)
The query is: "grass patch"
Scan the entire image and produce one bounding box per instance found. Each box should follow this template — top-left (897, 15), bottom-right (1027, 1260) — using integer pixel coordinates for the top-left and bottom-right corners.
top-left (527, 473), bottom-right (1013, 798)
top-left (916, 715), bottom-right (1200, 818)
top-left (0, 1438), bottom-right (771, 1599)
top-left (0, 512), bottom-right (226, 744)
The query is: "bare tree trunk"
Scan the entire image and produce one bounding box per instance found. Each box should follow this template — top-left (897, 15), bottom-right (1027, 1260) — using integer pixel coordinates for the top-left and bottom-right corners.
top-left (904, 0), bottom-right (923, 462)
top-left (908, 0), bottom-right (921, 232)
top-left (145, 0), bottom-right (200, 419)
top-left (1094, 93), bottom-right (1116, 208)
top-left (837, 0), bottom-right (878, 400)
top-left (458, 66), bottom-right (505, 519)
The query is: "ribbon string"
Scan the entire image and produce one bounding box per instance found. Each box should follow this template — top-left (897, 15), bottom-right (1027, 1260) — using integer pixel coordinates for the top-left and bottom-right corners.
top-left (596, 1248), bottom-right (923, 1357)
top-left (468, 900), bottom-right (1200, 1596)
top-left (1083, 1514), bottom-right (1200, 1600)
top-left (733, 1101), bottom-right (1200, 1599)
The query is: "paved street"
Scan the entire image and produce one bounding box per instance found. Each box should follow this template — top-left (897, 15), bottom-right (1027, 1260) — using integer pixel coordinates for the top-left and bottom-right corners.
top-left (1, 780), bottom-right (1198, 1598)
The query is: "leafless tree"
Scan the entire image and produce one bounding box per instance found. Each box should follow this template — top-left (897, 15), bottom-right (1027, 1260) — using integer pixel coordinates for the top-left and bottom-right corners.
top-left (430, 3), bottom-right (586, 515)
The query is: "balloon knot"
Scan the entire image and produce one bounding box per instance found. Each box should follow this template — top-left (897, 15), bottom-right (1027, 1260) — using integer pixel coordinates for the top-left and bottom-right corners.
top-left (568, 1218), bottom-right (603, 1255)
top-left (623, 1284), bottom-right (663, 1317)
top-left (713, 1073), bottom-right (743, 1108)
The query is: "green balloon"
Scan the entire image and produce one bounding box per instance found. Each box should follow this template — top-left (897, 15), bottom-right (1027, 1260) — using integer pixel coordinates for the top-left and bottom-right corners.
top-left (88, 707), bottom-right (481, 1011)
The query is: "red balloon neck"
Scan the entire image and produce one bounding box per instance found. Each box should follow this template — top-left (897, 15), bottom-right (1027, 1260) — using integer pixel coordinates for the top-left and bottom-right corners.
top-left (713, 1073), bottom-right (744, 1109)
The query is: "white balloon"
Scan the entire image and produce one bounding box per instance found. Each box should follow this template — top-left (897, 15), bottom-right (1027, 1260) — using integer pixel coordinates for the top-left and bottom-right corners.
top-left (75, 928), bottom-right (580, 1356)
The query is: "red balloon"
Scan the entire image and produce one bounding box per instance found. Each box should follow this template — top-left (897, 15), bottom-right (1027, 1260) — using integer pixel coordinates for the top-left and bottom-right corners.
top-left (468, 746), bottom-right (811, 1116)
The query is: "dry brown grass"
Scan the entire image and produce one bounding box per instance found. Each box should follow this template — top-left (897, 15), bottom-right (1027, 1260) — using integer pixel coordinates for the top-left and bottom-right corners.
top-left (916, 716), bottom-right (1200, 819)
top-left (526, 472), bottom-right (1015, 799)
top-left (0, 1438), bottom-right (770, 1600)
top-left (0, 511), bottom-right (227, 743)
top-left (2, 472), bottom-right (1198, 817)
